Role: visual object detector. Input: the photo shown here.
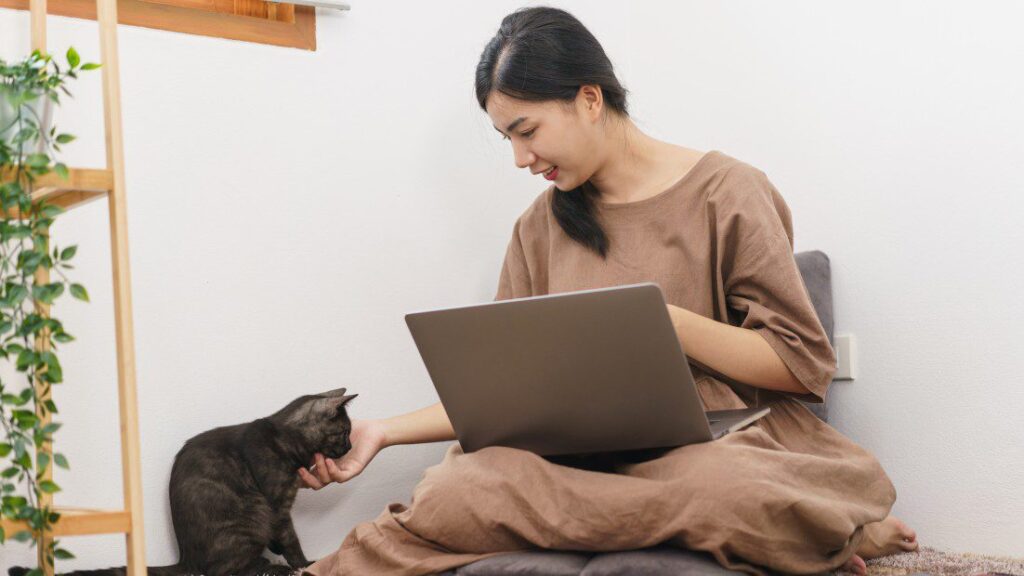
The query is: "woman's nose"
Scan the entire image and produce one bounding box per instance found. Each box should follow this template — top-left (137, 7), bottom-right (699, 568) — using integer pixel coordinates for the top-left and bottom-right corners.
top-left (512, 142), bottom-right (535, 170)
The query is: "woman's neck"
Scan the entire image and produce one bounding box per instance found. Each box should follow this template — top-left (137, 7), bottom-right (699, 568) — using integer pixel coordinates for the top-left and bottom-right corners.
top-left (589, 120), bottom-right (702, 205)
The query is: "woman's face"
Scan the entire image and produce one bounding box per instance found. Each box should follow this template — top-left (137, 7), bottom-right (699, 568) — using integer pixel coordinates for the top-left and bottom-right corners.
top-left (485, 86), bottom-right (605, 190)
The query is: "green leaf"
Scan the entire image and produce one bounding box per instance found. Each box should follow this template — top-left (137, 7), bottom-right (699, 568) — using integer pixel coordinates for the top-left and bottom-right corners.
top-left (0, 443), bottom-right (10, 457)
top-left (19, 251), bottom-right (44, 274)
top-left (66, 47), bottom-right (80, 68)
top-left (54, 548), bottom-right (75, 559)
top-left (26, 153), bottom-right (49, 169)
top-left (55, 134), bottom-right (76, 144)
top-left (12, 529), bottom-right (33, 542)
top-left (60, 245), bottom-right (78, 260)
top-left (70, 283), bottom-right (89, 302)
top-left (41, 422), bottom-right (61, 435)
top-left (54, 162), bottom-right (69, 180)
top-left (39, 479), bottom-right (60, 493)
top-left (37, 452), bottom-right (50, 472)
top-left (54, 453), bottom-right (69, 470)
top-left (14, 410), bottom-right (38, 429)
top-left (3, 495), bottom-right (28, 507)
top-left (16, 349), bottom-right (36, 371)
top-left (53, 331), bottom-right (75, 343)
top-left (81, 62), bottom-right (102, 71)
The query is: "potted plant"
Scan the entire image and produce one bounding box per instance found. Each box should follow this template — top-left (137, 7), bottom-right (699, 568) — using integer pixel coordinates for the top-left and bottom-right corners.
top-left (1, 47), bottom-right (98, 576)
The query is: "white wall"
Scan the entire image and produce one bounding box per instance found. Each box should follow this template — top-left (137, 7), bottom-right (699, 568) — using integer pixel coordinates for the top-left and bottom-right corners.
top-left (1, 0), bottom-right (1021, 568)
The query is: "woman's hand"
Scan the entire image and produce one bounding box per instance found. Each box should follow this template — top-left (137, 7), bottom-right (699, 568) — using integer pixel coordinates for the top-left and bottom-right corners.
top-left (297, 418), bottom-right (388, 490)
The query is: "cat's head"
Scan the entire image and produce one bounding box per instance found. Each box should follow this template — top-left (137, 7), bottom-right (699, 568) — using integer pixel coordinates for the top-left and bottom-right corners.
top-left (270, 387), bottom-right (358, 461)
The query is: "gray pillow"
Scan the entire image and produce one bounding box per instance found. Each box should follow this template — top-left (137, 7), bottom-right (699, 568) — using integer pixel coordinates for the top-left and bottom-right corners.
top-left (794, 250), bottom-right (834, 423)
top-left (442, 550), bottom-right (593, 575)
top-left (579, 546), bottom-right (744, 575)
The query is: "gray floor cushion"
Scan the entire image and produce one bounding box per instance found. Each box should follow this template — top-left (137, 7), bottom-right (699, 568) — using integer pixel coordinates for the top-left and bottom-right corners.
top-left (579, 546), bottom-right (744, 575)
top-left (441, 550), bottom-right (593, 575)
top-left (438, 546), bottom-right (746, 575)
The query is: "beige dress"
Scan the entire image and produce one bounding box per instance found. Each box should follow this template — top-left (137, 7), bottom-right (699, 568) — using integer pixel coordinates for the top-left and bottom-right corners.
top-left (304, 150), bottom-right (897, 576)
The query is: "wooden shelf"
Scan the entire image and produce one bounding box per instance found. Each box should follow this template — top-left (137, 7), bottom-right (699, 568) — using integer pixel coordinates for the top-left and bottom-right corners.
top-left (32, 167), bottom-right (114, 209)
top-left (0, 167), bottom-right (113, 216)
top-left (6, 0), bottom-right (148, 572)
top-left (1, 506), bottom-right (131, 537)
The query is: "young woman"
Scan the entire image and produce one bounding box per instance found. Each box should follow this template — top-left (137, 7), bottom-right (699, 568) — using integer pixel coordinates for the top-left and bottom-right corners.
top-left (299, 7), bottom-right (918, 576)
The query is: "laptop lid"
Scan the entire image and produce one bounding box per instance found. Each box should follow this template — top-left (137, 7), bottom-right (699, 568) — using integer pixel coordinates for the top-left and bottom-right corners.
top-left (404, 283), bottom-right (717, 456)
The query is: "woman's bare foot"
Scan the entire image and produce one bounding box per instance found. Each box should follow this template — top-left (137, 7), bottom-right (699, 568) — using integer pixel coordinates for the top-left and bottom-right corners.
top-left (840, 516), bottom-right (918, 574)
top-left (858, 515), bottom-right (919, 558)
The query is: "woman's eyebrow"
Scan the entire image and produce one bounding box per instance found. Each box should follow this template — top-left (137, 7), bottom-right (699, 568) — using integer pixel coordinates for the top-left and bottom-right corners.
top-left (494, 116), bottom-right (528, 135)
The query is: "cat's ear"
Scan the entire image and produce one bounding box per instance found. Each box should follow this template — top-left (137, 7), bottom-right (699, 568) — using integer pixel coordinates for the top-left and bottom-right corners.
top-left (319, 387), bottom-right (348, 397)
top-left (318, 392), bottom-right (357, 414)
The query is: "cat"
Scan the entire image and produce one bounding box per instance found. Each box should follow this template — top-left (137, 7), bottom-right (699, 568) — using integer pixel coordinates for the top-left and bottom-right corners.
top-left (8, 387), bottom-right (357, 576)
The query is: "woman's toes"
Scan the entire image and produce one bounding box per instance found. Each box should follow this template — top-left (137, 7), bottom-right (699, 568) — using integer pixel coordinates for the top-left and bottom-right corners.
top-left (842, 553), bottom-right (867, 575)
top-left (899, 538), bottom-right (920, 552)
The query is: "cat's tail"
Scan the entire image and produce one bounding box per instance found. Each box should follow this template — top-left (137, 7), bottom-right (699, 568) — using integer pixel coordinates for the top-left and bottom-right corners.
top-left (8, 565), bottom-right (186, 576)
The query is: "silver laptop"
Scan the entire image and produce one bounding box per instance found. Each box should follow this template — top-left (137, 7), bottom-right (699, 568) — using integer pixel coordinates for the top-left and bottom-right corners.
top-left (404, 282), bottom-right (769, 457)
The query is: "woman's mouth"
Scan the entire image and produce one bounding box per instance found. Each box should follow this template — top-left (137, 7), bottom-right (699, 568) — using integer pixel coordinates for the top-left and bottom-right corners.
top-left (543, 166), bottom-right (559, 181)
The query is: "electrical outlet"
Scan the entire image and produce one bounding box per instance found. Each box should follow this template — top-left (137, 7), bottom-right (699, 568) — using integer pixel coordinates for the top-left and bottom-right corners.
top-left (834, 334), bottom-right (856, 380)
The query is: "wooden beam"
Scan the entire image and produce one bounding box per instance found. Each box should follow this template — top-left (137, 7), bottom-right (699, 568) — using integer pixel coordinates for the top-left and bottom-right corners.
top-left (0, 508), bottom-right (132, 537)
top-left (0, 0), bottom-right (316, 50)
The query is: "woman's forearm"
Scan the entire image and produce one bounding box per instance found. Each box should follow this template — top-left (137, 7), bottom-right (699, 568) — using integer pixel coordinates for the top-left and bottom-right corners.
top-left (381, 401), bottom-right (457, 447)
top-left (667, 304), bottom-right (808, 395)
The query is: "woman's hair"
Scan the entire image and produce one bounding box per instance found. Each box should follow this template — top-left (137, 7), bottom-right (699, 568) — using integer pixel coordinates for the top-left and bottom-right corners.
top-left (475, 6), bottom-right (630, 259)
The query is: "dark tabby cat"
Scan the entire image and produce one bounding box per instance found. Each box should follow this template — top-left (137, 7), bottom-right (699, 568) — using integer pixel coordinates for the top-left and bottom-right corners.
top-left (9, 387), bottom-right (357, 576)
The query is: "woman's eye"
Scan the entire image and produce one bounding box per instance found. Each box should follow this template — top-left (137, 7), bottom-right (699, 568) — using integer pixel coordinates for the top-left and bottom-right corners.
top-left (502, 129), bottom-right (535, 141)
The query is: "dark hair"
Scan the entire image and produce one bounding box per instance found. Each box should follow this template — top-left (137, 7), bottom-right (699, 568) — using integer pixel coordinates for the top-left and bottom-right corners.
top-left (475, 6), bottom-right (630, 258)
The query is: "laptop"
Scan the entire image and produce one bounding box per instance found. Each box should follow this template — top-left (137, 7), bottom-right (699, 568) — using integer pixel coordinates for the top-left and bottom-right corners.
top-left (404, 282), bottom-right (770, 457)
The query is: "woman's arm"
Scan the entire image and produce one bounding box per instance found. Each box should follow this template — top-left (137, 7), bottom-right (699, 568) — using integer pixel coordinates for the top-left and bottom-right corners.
top-left (380, 401), bottom-right (457, 447)
top-left (297, 403), bottom-right (455, 490)
top-left (666, 304), bottom-right (809, 395)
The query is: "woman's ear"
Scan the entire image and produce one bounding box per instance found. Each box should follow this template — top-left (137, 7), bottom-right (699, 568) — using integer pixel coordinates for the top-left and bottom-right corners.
top-left (576, 84), bottom-right (604, 121)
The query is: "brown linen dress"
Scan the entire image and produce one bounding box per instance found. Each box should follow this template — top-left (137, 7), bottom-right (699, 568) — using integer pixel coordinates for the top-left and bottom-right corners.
top-left (303, 150), bottom-right (897, 576)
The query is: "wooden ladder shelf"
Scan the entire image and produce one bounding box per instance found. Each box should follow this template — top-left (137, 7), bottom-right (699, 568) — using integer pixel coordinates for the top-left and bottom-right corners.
top-left (0, 0), bottom-right (148, 574)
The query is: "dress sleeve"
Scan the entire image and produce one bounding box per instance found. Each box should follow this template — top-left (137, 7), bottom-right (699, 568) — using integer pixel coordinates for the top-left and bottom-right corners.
top-left (712, 165), bottom-right (836, 403)
top-left (494, 217), bottom-right (533, 301)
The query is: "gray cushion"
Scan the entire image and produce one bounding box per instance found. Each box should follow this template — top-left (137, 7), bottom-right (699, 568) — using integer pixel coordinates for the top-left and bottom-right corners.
top-left (580, 546), bottom-right (743, 575)
top-left (444, 550), bottom-right (593, 575)
top-left (794, 250), bottom-right (835, 423)
top-left (444, 546), bottom-right (745, 575)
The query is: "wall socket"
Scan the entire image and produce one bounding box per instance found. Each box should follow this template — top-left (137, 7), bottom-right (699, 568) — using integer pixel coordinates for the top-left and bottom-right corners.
top-left (834, 334), bottom-right (856, 381)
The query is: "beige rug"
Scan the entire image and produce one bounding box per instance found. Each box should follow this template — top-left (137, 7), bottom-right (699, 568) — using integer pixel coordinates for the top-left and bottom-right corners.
top-left (834, 546), bottom-right (1024, 576)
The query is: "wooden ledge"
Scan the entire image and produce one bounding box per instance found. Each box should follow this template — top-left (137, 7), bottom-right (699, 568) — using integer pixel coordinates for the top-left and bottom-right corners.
top-left (1, 167), bottom-right (113, 216)
top-left (1, 506), bottom-right (131, 537)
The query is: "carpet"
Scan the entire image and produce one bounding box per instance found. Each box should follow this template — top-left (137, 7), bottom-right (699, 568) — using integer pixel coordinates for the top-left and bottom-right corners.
top-left (834, 546), bottom-right (1024, 576)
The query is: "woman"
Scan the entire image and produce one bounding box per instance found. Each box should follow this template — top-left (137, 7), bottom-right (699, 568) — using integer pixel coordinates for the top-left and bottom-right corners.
top-left (299, 7), bottom-right (918, 576)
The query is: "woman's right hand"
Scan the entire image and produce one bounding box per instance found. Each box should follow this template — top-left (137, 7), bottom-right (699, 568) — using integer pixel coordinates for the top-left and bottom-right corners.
top-left (297, 418), bottom-right (388, 489)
